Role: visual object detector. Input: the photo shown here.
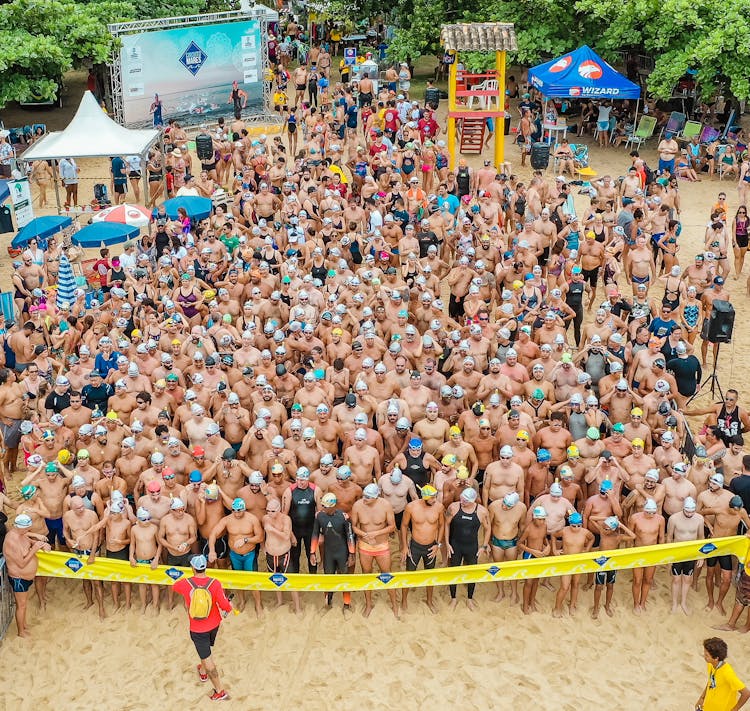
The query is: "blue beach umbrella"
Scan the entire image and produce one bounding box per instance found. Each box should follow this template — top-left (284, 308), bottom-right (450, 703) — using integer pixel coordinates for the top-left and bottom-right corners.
top-left (71, 222), bottom-right (139, 248)
top-left (161, 196), bottom-right (213, 221)
top-left (12, 215), bottom-right (72, 249)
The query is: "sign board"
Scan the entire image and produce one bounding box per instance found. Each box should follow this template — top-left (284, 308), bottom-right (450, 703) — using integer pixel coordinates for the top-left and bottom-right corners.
top-left (344, 48), bottom-right (357, 66)
top-left (118, 19), bottom-right (263, 127)
top-left (443, 52), bottom-right (455, 66)
top-left (10, 179), bottom-right (33, 228)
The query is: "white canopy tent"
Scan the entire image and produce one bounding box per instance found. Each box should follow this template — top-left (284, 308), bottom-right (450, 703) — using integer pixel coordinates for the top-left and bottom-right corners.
top-left (21, 91), bottom-right (161, 210)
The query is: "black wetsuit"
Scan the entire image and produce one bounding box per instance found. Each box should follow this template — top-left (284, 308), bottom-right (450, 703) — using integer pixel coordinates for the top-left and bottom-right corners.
top-left (403, 451), bottom-right (430, 490)
top-left (312, 510), bottom-right (353, 575)
top-left (448, 503), bottom-right (481, 599)
top-left (288, 483), bottom-right (318, 573)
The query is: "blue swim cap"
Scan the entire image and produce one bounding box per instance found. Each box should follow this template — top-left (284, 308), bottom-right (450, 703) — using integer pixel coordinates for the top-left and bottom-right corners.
top-left (189, 470), bottom-right (202, 483)
top-left (569, 512), bottom-right (583, 525)
top-left (537, 448), bottom-right (551, 462)
top-left (408, 438), bottom-right (422, 449)
top-left (600, 479), bottom-right (614, 492)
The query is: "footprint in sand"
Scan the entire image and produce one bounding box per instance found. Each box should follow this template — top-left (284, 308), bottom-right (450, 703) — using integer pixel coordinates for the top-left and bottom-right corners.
top-left (409, 641), bottom-right (426, 659)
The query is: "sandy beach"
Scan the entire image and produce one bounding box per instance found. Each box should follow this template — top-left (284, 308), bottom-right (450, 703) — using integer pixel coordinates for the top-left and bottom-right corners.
top-left (1, 82), bottom-right (749, 709)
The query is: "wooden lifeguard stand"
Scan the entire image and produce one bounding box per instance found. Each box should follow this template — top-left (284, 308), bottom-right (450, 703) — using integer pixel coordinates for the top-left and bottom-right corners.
top-left (440, 23), bottom-right (517, 170)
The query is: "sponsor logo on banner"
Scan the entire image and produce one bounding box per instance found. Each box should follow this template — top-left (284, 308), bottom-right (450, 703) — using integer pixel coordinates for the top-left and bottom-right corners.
top-left (180, 41), bottom-right (208, 76)
top-left (570, 87), bottom-right (621, 96)
top-left (569, 87), bottom-right (582, 97)
top-left (578, 60), bottom-right (603, 79)
top-left (550, 55), bottom-right (572, 73)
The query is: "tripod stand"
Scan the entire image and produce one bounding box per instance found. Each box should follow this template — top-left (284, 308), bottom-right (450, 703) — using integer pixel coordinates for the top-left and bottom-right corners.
top-left (687, 341), bottom-right (724, 405)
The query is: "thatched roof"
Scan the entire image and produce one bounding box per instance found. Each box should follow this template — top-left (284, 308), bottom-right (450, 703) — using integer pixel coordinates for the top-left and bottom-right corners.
top-left (440, 23), bottom-right (517, 52)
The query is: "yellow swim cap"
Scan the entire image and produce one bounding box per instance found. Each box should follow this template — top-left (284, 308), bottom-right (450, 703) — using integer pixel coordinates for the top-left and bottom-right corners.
top-left (631, 407), bottom-right (643, 417)
top-left (171, 339), bottom-right (181, 345)
top-left (449, 425), bottom-right (461, 437)
top-left (203, 289), bottom-right (216, 300)
top-left (421, 484), bottom-right (438, 498)
top-left (516, 430), bottom-right (530, 441)
top-left (456, 466), bottom-right (469, 480)
top-left (632, 438), bottom-right (645, 448)
top-left (106, 411), bottom-right (118, 421)
top-left (567, 445), bottom-right (580, 457)
top-left (57, 449), bottom-right (71, 464)
top-left (586, 231), bottom-right (596, 239)
top-left (441, 454), bottom-right (457, 466)
top-left (512, 280), bottom-right (523, 290)
top-left (131, 329), bottom-right (142, 338)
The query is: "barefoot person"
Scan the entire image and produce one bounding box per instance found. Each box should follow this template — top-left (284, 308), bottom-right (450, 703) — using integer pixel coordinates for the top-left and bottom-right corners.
top-left (208, 498), bottom-right (264, 616)
top-left (63, 495), bottom-right (105, 619)
top-left (488, 491), bottom-right (526, 603)
top-left (172, 554), bottom-right (233, 702)
top-left (629, 498), bottom-right (666, 613)
top-left (590, 515), bottom-right (635, 619)
top-left (351, 483), bottom-right (398, 618)
top-left (400, 484), bottom-right (445, 613)
top-left (262, 497), bottom-right (301, 613)
top-left (551, 511), bottom-right (595, 617)
top-left (2, 513), bottom-right (51, 636)
top-left (310, 492), bottom-right (356, 611)
top-left (666, 496), bottom-right (706, 615)
top-left (444, 488), bottom-right (491, 610)
top-left (129, 507), bottom-right (162, 613)
top-left (518, 505), bottom-right (551, 614)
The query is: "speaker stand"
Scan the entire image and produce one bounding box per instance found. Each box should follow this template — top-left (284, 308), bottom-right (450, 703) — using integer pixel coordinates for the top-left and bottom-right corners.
top-left (687, 342), bottom-right (724, 405)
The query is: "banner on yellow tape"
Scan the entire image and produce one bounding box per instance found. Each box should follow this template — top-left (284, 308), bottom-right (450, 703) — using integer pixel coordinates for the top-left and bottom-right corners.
top-left (36, 536), bottom-right (749, 593)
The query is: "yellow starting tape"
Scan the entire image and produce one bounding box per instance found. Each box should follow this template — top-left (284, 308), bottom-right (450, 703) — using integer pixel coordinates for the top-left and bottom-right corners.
top-left (36, 536), bottom-right (750, 593)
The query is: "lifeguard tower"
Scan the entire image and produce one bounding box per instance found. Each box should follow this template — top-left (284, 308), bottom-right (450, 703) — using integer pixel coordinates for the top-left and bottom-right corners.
top-left (440, 23), bottom-right (517, 170)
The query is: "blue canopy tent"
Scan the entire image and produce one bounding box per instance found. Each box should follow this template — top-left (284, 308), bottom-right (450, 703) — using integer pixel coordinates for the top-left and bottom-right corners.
top-left (528, 45), bottom-right (641, 100)
top-left (161, 196), bottom-right (213, 221)
top-left (71, 222), bottom-right (139, 248)
top-left (11, 215), bottom-right (72, 249)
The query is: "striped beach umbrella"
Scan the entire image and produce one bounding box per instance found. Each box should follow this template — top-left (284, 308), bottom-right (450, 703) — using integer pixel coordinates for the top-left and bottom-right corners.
top-left (56, 254), bottom-right (76, 309)
top-left (91, 203), bottom-right (151, 228)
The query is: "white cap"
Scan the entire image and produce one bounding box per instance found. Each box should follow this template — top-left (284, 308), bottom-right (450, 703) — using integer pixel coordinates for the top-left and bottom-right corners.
top-left (683, 496), bottom-right (696, 511)
top-left (500, 445), bottom-right (513, 458)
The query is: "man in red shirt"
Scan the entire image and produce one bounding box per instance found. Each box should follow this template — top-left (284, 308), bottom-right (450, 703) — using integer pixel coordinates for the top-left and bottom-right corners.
top-left (418, 108), bottom-right (440, 142)
top-left (173, 554), bottom-right (233, 702)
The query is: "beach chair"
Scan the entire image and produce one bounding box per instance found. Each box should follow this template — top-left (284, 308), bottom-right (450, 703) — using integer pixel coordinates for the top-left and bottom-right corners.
top-left (700, 125), bottom-right (720, 144)
top-left (659, 111), bottom-right (686, 140)
top-left (679, 120), bottom-right (702, 145)
top-left (625, 115), bottom-right (656, 150)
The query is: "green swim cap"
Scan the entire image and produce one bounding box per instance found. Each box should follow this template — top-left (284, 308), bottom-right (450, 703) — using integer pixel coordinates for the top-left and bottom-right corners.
top-left (532, 388), bottom-right (545, 400)
top-left (21, 484), bottom-right (37, 499)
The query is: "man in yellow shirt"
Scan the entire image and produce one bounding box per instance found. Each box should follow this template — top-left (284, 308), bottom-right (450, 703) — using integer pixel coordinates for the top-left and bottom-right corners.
top-left (696, 637), bottom-right (750, 711)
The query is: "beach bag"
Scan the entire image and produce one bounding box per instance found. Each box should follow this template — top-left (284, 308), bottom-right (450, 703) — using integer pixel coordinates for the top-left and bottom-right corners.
top-left (188, 578), bottom-right (214, 619)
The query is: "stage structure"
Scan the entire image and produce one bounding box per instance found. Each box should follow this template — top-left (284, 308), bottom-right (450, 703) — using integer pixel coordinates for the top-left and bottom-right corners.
top-left (109, 7), bottom-right (278, 129)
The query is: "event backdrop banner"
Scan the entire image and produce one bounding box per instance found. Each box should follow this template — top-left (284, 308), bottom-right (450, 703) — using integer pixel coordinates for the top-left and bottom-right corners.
top-left (36, 536), bottom-right (749, 593)
top-left (119, 20), bottom-right (264, 128)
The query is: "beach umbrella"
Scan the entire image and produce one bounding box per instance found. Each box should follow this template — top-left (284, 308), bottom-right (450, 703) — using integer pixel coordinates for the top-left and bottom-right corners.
top-left (56, 253), bottom-right (76, 309)
top-left (91, 203), bottom-right (151, 228)
top-left (11, 215), bottom-right (72, 249)
top-left (162, 196), bottom-right (213, 221)
top-left (71, 222), bottom-right (139, 249)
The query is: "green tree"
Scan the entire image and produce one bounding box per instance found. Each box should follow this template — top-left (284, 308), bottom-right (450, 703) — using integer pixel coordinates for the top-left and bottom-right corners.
top-left (0, 0), bottom-right (131, 107)
top-left (575, 0), bottom-right (750, 100)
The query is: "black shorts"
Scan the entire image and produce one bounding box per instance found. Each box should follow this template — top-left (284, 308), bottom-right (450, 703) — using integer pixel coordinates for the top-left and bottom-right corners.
top-left (707, 554), bottom-right (734, 571)
top-left (594, 570), bottom-right (617, 585)
top-left (114, 183), bottom-right (126, 195)
top-left (107, 547), bottom-right (130, 561)
top-left (737, 234), bottom-right (749, 249)
top-left (267, 550), bottom-right (295, 573)
top-left (671, 560), bottom-right (696, 576)
top-left (200, 535), bottom-right (229, 560)
top-left (167, 552), bottom-right (194, 567)
top-left (582, 267), bottom-right (599, 287)
top-left (190, 626), bottom-right (219, 660)
top-left (539, 246), bottom-right (550, 266)
top-left (129, 171), bottom-right (141, 179)
top-left (394, 509), bottom-right (404, 530)
top-left (406, 540), bottom-right (437, 571)
top-left (10, 576), bottom-right (34, 593)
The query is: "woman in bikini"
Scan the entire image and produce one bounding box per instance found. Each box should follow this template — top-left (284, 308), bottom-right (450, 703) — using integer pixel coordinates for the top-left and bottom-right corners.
top-left (173, 273), bottom-right (204, 329)
top-left (420, 140), bottom-right (437, 194)
top-left (45, 237), bottom-right (62, 286)
top-left (733, 205), bottom-right (750, 278)
top-left (30, 160), bottom-right (53, 208)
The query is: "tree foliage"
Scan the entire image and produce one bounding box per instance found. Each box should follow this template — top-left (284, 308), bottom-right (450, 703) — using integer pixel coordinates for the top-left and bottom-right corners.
top-left (0, 0), bottom-right (132, 106)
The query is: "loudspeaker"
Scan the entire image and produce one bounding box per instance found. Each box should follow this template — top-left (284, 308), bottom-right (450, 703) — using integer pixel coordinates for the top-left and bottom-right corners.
top-left (530, 142), bottom-right (549, 170)
top-left (195, 133), bottom-right (214, 162)
top-left (706, 299), bottom-right (734, 343)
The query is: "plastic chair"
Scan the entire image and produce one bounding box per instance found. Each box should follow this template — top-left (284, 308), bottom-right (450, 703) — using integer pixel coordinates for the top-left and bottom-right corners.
top-left (681, 120), bottom-right (702, 141)
top-left (466, 79), bottom-right (489, 110)
top-left (716, 145), bottom-right (734, 180)
top-left (659, 111), bottom-right (686, 140)
top-left (625, 115), bottom-right (657, 150)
